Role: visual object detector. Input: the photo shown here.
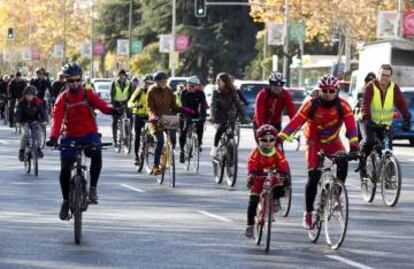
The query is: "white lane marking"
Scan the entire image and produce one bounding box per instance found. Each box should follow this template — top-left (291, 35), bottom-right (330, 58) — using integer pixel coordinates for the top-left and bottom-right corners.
top-left (0, 140), bottom-right (9, 145)
top-left (197, 210), bottom-right (233, 223)
top-left (120, 183), bottom-right (146, 193)
top-left (326, 255), bottom-right (375, 269)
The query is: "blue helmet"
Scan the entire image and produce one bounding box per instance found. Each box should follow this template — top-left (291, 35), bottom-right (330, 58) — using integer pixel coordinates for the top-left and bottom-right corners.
top-left (62, 63), bottom-right (83, 77)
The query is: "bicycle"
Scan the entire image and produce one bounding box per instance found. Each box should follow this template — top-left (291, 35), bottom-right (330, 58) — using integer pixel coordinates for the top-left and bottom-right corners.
top-left (234, 121), bottom-right (240, 147)
top-left (254, 168), bottom-right (289, 252)
top-left (359, 125), bottom-right (401, 207)
top-left (213, 121), bottom-right (238, 187)
top-left (0, 94), bottom-right (8, 125)
top-left (23, 122), bottom-right (41, 176)
top-left (114, 104), bottom-right (132, 155)
top-left (182, 118), bottom-right (201, 174)
top-left (54, 142), bottom-right (112, 244)
top-left (307, 151), bottom-right (358, 250)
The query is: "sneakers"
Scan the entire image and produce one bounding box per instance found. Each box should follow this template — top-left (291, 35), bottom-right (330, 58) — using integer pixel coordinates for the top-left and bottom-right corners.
top-left (134, 156), bottom-right (140, 166)
top-left (302, 211), bottom-right (313, 230)
top-left (245, 225), bottom-right (254, 238)
top-left (18, 149), bottom-right (24, 162)
top-left (179, 151), bottom-right (185, 163)
top-left (149, 166), bottom-right (162, 176)
top-left (59, 200), bottom-right (70, 221)
top-left (89, 187), bottom-right (98, 204)
top-left (209, 147), bottom-right (218, 157)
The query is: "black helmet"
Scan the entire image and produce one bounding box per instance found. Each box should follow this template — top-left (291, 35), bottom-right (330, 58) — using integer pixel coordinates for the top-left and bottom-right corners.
top-left (23, 85), bottom-right (36, 96)
top-left (143, 74), bottom-right (154, 84)
top-left (62, 63), bottom-right (83, 77)
top-left (153, 71), bottom-right (168, 81)
top-left (118, 69), bottom-right (127, 76)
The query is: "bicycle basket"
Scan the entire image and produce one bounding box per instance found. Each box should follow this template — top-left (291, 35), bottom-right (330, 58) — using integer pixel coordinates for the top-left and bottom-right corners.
top-left (159, 115), bottom-right (180, 130)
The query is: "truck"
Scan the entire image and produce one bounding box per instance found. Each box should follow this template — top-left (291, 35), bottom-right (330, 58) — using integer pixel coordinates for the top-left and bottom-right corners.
top-left (349, 39), bottom-right (414, 108)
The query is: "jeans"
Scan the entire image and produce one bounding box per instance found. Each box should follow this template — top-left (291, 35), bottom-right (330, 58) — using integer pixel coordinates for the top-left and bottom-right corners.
top-left (20, 123), bottom-right (42, 150)
top-left (153, 130), bottom-right (175, 167)
top-left (359, 121), bottom-right (388, 157)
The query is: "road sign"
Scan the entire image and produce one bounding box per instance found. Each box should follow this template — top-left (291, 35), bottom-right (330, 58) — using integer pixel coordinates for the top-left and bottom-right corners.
top-left (131, 39), bottom-right (143, 54)
top-left (289, 22), bottom-right (305, 42)
top-left (377, 10), bottom-right (399, 39)
top-left (117, 39), bottom-right (129, 56)
top-left (159, 34), bottom-right (172, 53)
top-left (175, 35), bottom-right (190, 52)
top-left (267, 23), bottom-right (285, 45)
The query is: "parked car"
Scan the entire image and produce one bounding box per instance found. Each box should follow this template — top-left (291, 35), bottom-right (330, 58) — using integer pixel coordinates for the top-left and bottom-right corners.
top-left (286, 87), bottom-right (306, 111)
top-left (392, 87), bottom-right (414, 145)
top-left (234, 80), bottom-right (268, 119)
top-left (168, 77), bottom-right (190, 92)
top-left (95, 81), bottom-right (111, 102)
top-left (91, 78), bottom-right (112, 84)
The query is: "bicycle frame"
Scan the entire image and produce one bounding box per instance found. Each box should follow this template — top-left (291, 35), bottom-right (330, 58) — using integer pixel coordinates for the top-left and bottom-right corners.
top-left (257, 169), bottom-right (283, 224)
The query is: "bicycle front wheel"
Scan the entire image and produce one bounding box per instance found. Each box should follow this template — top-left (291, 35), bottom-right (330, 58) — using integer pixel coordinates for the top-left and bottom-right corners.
top-left (278, 186), bottom-right (292, 218)
top-left (324, 179), bottom-right (348, 250)
top-left (265, 191), bottom-right (273, 253)
top-left (381, 154), bottom-right (402, 207)
top-left (192, 135), bottom-right (200, 174)
top-left (225, 139), bottom-right (238, 187)
top-left (32, 148), bottom-right (38, 176)
top-left (169, 144), bottom-right (176, 188)
top-left (123, 121), bottom-right (132, 154)
top-left (137, 134), bottom-right (147, 173)
top-left (114, 121), bottom-right (122, 153)
top-left (73, 176), bottom-right (83, 244)
top-left (24, 151), bottom-right (31, 174)
top-left (255, 201), bottom-right (264, 246)
top-left (360, 154), bottom-right (376, 202)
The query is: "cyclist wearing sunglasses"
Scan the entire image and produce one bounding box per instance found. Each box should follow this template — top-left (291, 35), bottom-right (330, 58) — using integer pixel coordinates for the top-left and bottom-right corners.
top-left (30, 67), bottom-right (51, 102)
top-left (253, 72), bottom-right (296, 143)
top-left (179, 76), bottom-right (207, 163)
top-left (245, 124), bottom-right (291, 238)
top-left (278, 74), bottom-right (358, 230)
top-left (46, 63), bottom-right (118, 220)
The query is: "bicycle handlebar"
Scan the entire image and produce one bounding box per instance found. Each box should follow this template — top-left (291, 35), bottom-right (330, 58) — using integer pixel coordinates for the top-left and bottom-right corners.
top-left (54, 142), bottom-right (113, 150)
top-left (318, 151), bottom-right (360, 161)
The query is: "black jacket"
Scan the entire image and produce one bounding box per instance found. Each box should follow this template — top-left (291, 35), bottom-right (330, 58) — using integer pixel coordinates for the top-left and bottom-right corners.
top-left (15, 97), bottom-right (46, 124)
top-left (8, 78), bottom-right (27, 99)
top-left (210, 88), bottom-right (246, 123)
top-left (51, 80), bottom-right (66, 98)
top-left (180, 90), bottom-right (207, 119)
top-left (30, 78), bottom-right (51, 100)
top-left (0, 80), bottom-right (8, 96)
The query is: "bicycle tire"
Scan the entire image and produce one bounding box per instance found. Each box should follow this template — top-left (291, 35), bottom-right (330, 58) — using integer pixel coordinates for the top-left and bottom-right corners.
top-left (324, 179), bottom-right (348, 250)
top-left (360, 154), bottom-right (377, 203)
top-left (213, 159), bottom-right (224, 184)
top-left (265, 191), bottom-right (272, 253)
top-left (308, 185), bottom-right (323, 243)
top-left (123, 121), bottom-right (132, 154)
top-left (381, 154), bottom-right (402, 207)
top-left (234, 123), bottom-right (240, 147)
top-left (255, 201), bottom-right (264, 246)
top-left (193, 135), bottom-right (200, 174)
top-left (33, 148), bottom-right (38, 176)
top-left (137, 135), bottom-right (146, 173)
top-left (170, 144), bottom-right (176, 188)
top-left (41, 124), bottom-right (46, 149)
top-left (279, 187), bottom-right (292, 217)
top-left (184, 135), bottom-right (192, 171)
top-left (114, 121), bottom-right (122, 153)
top-left (226, 139), bottom-right (238, 187)
top-left (73, 176), bottom-right (83, 244)
top-left (24, 152), bottom-right (31, 174)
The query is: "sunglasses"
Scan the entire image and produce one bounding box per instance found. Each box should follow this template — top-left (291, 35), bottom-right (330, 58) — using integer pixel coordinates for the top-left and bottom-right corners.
top-left (321, 89), bottom-right (337, 94)
top-left (67, 78), bottom-right (82, 83)
top-left (259, 138), bottom-right (276, 143)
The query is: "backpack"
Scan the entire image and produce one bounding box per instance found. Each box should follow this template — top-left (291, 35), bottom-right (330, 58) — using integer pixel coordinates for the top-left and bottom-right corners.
top-left (62, 90), bottom-right (96, 133)
top-left (308, 97), bottom-right (343, 120)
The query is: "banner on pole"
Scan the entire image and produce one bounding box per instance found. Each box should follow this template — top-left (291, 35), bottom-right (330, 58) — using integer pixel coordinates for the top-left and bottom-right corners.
top-left (169, 51), bottom-right (179, 69)
top-left (81, 42), bottom-right (92, 57)
top-left (404, 11), bottom-right (414, 37)
top-left (22, 48), bottom-right (32, 61)
top-left (159, 34), bottom-right (172, 53)
top-left (31, 48), bottom-right (40, 61)
top-left (93, 42), bottom-right (105, 56)
top-left (175, 35), bottom-right (190, 52)
top-left (377, 10), bottom-right (399, 39)
top-left (117, 39), bottom-right (129, 56)
top-left (267, 23), bottom-right (285, 45)
top-left (131, 39), bottom-right (143, 54)
top-left (54, 44), bottom-right (64, 58)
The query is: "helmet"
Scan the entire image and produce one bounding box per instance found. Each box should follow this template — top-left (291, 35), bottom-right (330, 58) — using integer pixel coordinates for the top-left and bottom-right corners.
top-left (316, 74), bottom-right (339, 90)
top-left (35, 67), bottom-right (45, 74)
top-left (62, 63), bottom-right (83, 77)
top-left (268, 72), bottom-right (285, 86)
top-left (153, 71), bottom-right (168, 81)
top-left (2, 74), bottom-right (10, 81)
top-left (256, 124), bottom-right (278, 139)
top-left (85, 76), bottom-right (91, 82)
top-left (23, 85), bottom-right (36, 96)
top-left (143, 74), bottom-right (154, 84)
top-left (187, 76), bottom-right (200, 85)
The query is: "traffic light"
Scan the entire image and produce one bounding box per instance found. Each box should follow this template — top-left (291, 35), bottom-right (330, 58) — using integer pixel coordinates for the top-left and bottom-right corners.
top-left (7, 28), bottom-right (15, 39)
top-left (194, 0), bottom-right (206, 18)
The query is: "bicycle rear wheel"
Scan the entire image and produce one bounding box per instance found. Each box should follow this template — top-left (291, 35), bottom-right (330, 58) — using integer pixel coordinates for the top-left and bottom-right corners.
top-left (265, 191), bottom-right (273, 253)
top-left (278, 186), bottom-right (292, 217)
top-left (308, 184), bottom-right (323, 243)
top-left (225, 139), bottom-right (238, 187)
top-left (324, 179), bottom-right (348, 250)
top-left (360, 154), bottom-right (377, 202)
top-left (137, 134), bottom-right (147, 173)
top-left (24, 151), bottom-right (31, 174)
top-left (381, 154), bottom-right (401, 207)
top-left (73, 176), bottom-right (83, 244)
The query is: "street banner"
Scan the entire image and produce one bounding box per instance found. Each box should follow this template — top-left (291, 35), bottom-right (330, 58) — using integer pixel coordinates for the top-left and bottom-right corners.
top-left (175, 35), bottom-right (190, 52)
top-left (131, 39), bottom-right (143, 54)
top-left (404, 11), bottom-right (414, 37)
top-left (94, 42), bottom-right (105, 56)
top-left (54, 44), bottom-right (64, 58)
top-left (159, 34), bottom-right (172, 53)
top-left (377, 10), bottom-right (399, 39)
top-left (289, 22), bottom-right (305, 42)
top-left (169, 51), bottom-right (179, 69)
top-left (117, 39), bottom-right (129, 56)
top-left (272, 55), bottom-right (278, 72)
top-left (81, 42), bottom-right (92, 57)
top-left (22, 48), bottom-right (32, 61)
top-left (267, 23), bottom-right (285, 45)
top-left (31, 48), bottom-right (40, 61)
top-left (3, 51), bottom-right (10, 62)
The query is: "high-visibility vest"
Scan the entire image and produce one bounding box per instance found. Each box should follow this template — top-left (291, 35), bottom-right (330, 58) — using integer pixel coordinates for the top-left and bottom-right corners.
top-left (84, 82), bottom-right (93, 90)
top-left (371, 82), bottom-right (394, 126)
top-left (114, 80), bottom-right (131, 102)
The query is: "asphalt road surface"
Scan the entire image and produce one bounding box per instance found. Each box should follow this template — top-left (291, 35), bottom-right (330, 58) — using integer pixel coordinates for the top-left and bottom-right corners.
top-left (1, 114), bottom-right (414, 269)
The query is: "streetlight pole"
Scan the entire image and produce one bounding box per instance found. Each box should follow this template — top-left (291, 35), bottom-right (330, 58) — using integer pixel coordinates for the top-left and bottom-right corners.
top-left (282, 0), bottom-right (290, 84)
top-left (398, 0), bottom-right (404, 38)
top-left (128, 0), bottom-right (133, 69)
top-left (91, 0), bottom-right (94, 77)
top-left (171, 0), bottom-right (177, 77)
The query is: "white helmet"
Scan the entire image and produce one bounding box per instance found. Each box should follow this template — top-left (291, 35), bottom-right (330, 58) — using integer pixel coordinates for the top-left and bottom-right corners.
top-left (187, 76), bottom-right (200, 85)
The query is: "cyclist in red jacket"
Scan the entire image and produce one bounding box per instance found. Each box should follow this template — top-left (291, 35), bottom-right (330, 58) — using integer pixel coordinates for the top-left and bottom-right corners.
top-left (254, 72), bottom-right (296, 142)
top-left (278, 74), bottom-right (359, 230)
top-left (46, 63), bottom-right (118, 221)
top-left (245, 124), bottom-right (291, 238)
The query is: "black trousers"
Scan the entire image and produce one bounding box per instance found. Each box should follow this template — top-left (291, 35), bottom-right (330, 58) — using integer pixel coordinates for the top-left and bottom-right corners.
top-left (179, 118), bottom-right (204, 150)
top-left (133, 115), bottom-right (147, 158)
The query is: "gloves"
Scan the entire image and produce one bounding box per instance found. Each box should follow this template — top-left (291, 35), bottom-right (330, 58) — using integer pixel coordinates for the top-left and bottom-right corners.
top-left (402, 119), bottom-right (411, 131)
top-left (112, 107), bottom-right (122, 116)
top-left (46, 137), bottom-right (58, 147)
top-left (246, 174), bottom-right (255, 189)
top-left (279, 173), bottom-right (291, 187)
top-left (350, 143), bottom-right (359, 154)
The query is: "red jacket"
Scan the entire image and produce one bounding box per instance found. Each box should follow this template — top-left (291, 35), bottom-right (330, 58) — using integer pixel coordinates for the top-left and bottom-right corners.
top-left (247, 147), bottom-right (290, 175)
top-left (279, 97), bottom-right (358, 146)
top-left (50, 88), bottom-right (113, 139)
top-left (254, 88), bottom-right (296, 127)
top-left (360, 79), bottom-right (410, 121)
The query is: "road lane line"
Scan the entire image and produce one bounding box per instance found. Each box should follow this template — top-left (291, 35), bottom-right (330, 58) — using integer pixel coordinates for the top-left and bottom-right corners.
top-left (0, 140), bottom-right (9, 145)
top-left (326, 255), bottom-right (375, 269)
top-left (197, 210), bottom-right (233, 223)
top-left (120, 183), bottom-right (146, 193)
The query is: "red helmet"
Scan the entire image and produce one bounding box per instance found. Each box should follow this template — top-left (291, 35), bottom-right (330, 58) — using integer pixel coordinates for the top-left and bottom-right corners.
top-left (316, 74), bottom-right (339, 90)
top-left (256, 124), bottom-right (278, 138)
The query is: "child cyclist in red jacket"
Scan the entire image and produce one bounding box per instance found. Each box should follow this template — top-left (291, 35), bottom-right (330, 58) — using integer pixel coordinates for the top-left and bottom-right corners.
top-left (245, 124), bottom-right (291, 238)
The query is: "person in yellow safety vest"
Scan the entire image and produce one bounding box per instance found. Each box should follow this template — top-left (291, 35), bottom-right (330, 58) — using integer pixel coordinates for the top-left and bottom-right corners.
top-left (128, 74), bottom-right (153, 165)
top-left (83, 76), bottom-right (96, 92)
top-left (359, 64), bottom-right (411, 177)
top-left (110, 69), bottom-right (133, 146)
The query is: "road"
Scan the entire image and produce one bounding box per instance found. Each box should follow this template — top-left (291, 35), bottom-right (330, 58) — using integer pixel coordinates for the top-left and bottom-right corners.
top-left (0, 114), bottom-right (414, 269)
